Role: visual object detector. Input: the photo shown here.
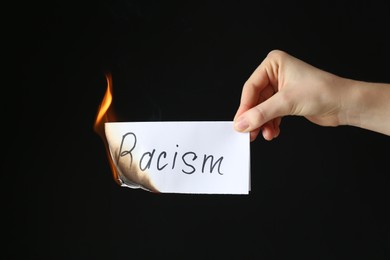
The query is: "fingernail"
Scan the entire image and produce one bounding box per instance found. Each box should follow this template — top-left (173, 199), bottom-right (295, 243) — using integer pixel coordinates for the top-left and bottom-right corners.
top-left (234, 117), bottom-right (249, 131)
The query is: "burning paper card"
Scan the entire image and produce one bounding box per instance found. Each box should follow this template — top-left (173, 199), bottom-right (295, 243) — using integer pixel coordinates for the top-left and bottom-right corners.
top-left (94, 73), bottom-right (250, 194)
top-left (105, 121), bottom-right (250, 194)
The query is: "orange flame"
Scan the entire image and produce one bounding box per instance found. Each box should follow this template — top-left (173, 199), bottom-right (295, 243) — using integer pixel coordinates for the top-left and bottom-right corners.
top-left (93, 73), bottom-right (120, 185)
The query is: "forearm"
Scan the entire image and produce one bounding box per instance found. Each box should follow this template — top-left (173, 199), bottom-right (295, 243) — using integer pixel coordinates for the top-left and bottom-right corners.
top-left (341, 79), bottom-right (390, 136)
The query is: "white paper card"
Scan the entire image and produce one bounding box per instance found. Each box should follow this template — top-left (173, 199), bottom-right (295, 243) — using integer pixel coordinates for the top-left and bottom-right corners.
top-left (105, 121), bottom-right (250, 194)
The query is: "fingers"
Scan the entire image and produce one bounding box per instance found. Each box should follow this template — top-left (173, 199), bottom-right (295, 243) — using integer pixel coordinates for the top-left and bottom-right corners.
top-left (260, 117), bottom-right (281, 141)
top-left (234, 50), bottom-right (288, 141)
top-left (234, 92), bottom-right (289, 135)
top-left (248, 116), bottom-right (281, 141)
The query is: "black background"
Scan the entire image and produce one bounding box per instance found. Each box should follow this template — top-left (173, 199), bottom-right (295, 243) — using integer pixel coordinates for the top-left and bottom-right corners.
top-left (6, 0), bottom-right (390, 259)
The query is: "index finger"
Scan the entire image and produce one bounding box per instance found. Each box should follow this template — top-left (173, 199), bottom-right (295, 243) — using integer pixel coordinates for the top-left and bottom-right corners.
top-left (234, 59), bottom-right (276, 120)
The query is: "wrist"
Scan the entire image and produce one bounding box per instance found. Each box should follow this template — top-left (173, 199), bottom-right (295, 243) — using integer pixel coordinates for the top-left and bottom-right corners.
top-left (340, 79), bottom-right (390, 135)
top-left (338, 78), bottom-right (364, 128)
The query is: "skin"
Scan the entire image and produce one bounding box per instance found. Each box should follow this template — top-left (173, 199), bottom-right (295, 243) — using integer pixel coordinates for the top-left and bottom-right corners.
top-left (234, 50), bottom-right (390, 141)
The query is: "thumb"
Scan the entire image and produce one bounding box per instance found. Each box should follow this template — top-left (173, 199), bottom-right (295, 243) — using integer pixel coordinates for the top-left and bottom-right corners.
top-left (234, 93), bottom-right (289, 132)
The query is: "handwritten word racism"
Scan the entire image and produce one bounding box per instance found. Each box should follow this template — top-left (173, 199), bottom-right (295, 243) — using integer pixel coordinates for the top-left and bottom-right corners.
top-left (117, 132), bottom-right (225, 175)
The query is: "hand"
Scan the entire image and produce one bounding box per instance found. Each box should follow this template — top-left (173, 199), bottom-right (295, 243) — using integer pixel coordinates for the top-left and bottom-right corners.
top-left (234, 50), bottom-right (348, 141)
top-left (234, 50), bottom-right (390, 140)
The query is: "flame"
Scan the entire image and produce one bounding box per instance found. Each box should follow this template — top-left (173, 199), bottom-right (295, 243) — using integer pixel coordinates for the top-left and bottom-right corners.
top-left (94, 73), bottom-right (159, 193)
top-left (93, 73), bottom-right (120, 184)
